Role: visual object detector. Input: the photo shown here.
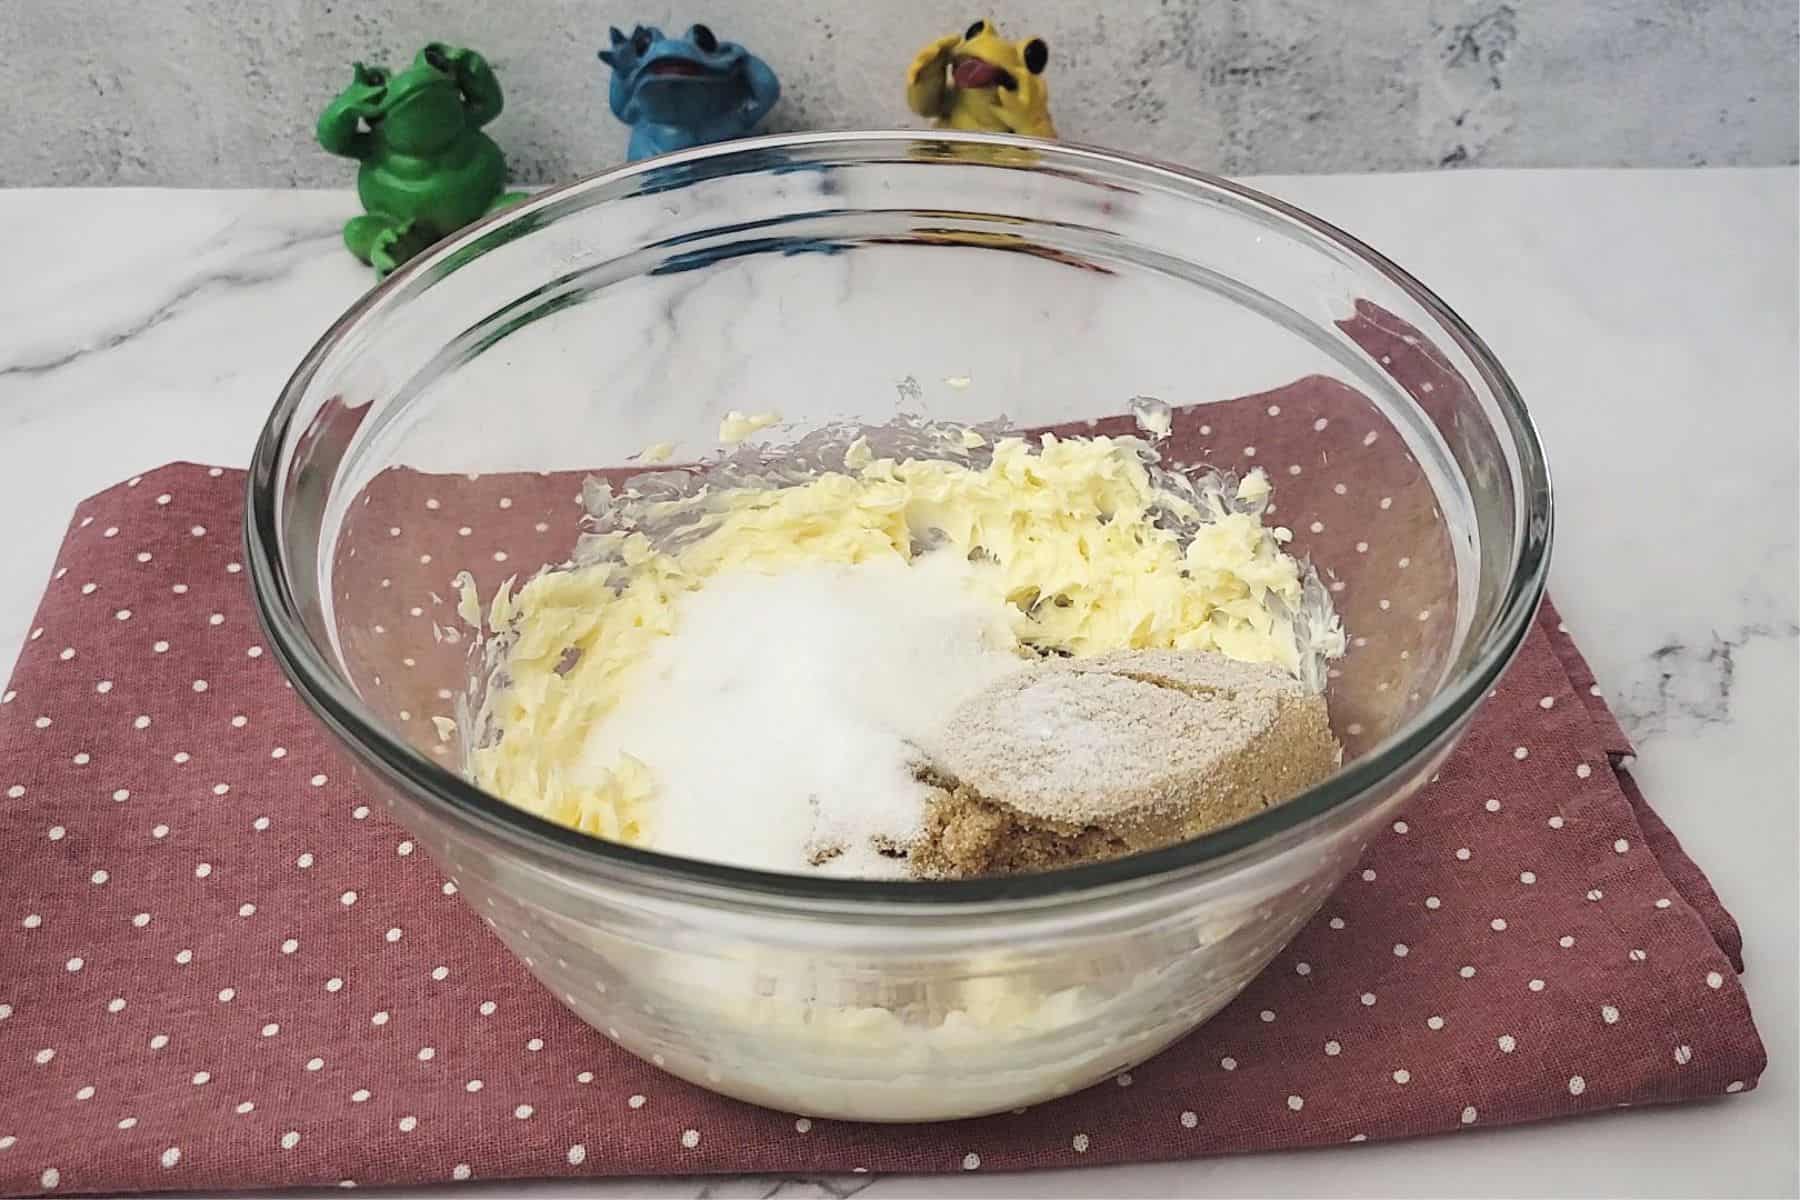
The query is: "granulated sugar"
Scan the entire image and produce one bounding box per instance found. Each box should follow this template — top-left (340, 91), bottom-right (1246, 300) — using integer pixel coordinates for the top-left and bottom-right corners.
top-left (572, 553), bottom-right (1018, 876)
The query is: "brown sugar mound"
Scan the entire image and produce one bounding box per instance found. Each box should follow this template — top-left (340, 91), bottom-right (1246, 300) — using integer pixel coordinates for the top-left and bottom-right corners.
top-left (910, 650), bottom-right (1341, 880)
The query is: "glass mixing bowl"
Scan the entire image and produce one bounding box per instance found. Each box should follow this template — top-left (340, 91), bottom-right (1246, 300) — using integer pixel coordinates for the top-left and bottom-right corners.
top-left (247, 131), bottom-right (1550, 1122)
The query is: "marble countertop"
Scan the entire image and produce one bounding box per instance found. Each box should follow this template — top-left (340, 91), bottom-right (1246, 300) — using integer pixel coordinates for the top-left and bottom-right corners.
top-left (0, 167), bottom-right (1794, 1198)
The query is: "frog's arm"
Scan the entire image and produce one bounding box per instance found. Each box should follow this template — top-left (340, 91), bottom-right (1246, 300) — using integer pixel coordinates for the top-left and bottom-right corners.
top-left (905, 33), bottom-right (960, 119)
top-left (994, 83), bottom-right (1057, 139)
top-left (739, 55), bottom-right (780, 129)
top-left (316, 92), bottom-right (373, 160)
top-left (451, 48), bottom-right (505, 128)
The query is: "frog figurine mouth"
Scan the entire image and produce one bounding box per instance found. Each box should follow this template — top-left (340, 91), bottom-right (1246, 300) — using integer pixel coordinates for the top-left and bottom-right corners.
top-left (951, 56), bottom-right (1015, 90)
top-left (644, 57), bottom-right (716, 79)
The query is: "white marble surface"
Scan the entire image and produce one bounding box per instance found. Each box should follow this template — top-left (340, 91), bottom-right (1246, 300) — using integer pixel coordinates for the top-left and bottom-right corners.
top-left (0, 167), bottom-right (1794, 1198)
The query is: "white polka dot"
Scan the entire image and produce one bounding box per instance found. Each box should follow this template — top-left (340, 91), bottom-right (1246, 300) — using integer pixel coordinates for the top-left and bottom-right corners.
top-left (1393, 943), bottom-right (1409, 957)
top-left (1559, 935), bottom-right (1576, 948)
top-left (1484, 798), bottom-right (1501, 813)
top-left (1329, 916), bottom-right (1346, 929)
top-left (310, 774), bottom-right (327, 787)
top-left (133, 714), bottom-right (151, 730)
top-left (114, 789), bottom-right (130, 802)
top-left (1286, 1095), bottom-right (1304, 1111)
top-left (295, 853), bottom-right (314, 869)
top-left (65, 957), bottom-right (84, 973)
top-left (1460, 965), bottom-right (1476, 979)
top-left (217, 988), bottom-right (235, 1003)
top-left (1294, 961), bottom-right (1312, 975)
top-left (1655, 897), bottom-right (1672, 909)
top-left (1220, 1056), bottom-right (1237, 1070)
top-left (1455, 847), bottom-right (1471, 861)
top-left (252, 817), bottom-right (270, 831)
top-left (398, 1116), bottom-right (417, 1132)
top-left (262, 1023), bottom-right (280, 1037)
top-left (1181, 1110), bottom-right (1198, 1128)
top-left (1497, 1034), bottom-right (1517, 1052)
top-left (351, 1090), bottom-right (370, 1103)
top-left (417, 1047), bottom-right (435, 1061)
top-left (40, 1168), bottom-right (59, 1189)
top-left (172, 752), bottom-right (190, 764)
top-left (89, 869), bottom-right (109, 885)
top-left (160, 1147), bottom-right (181, 1169)
top-left (627, 1093), bottom-right (645, 1107)
top-left (235, 1101), bottom-right (255, 1114)
top-left (1116, 1072), bottom-right (1133, 1087)
top-left (1360, 992), bottom-right (1376, 1006)
top-left (567, 1143), bottom-right (587, 1165)
top-left (1513, 746), bottom-right (1529, 760)
top-left (350, 806), bottom-right (368, 820)
top-left (191, 1071), bottom-right (210, 1086)
top-left (960, 1151), bottom-right (978, 1169)
top-left (1460, 1105), bottom-right (1477, 1124)
top-left (1361, 868), bottom-right (1376, 882)
top-left (385, 927), bottom-right (402, 943)
top-left (1549, 815), bottom-right (1566, 829)
top-left (107, 997), bottom-right (126, 1013)
top-left (1490, 918), bottom-right (1508, 931)
top-left (22, 912), bottom-right (43, 928)
top-left (1706, 971), bottom-right (1724, 989)
top-left (280, 1131), bottom-right (300, 1150)
top-left (1427, 1015), bottom-right (1445, 1030)
top-left (452, 1165), bottom-right (471, 1181)
top-left (1324, 1039), bottom-right (1341, 1056)
top-left (149, 1034), bottom-right (168, 1050)
top-left (281, 938), bottom-right (298, 954)
top-left (325, 977), bottom-right (344, 993)
top-left (1528, 978), bottom-right (1546, 992)
top-left (34, 1047), bottom-right (55, 1064)
top-left (1393, 1069), bottom-right (1411, 1084)
top-left (1726, 1080), bottom-right (1745, 1093)
top-left (1260, 1009), bottom-right (1276, 1022)
top-left (1568, 1075), bottom-right (1586, 1096)
top-left (1613, 838), bottom-right (1630, 854)
top-left (397, 840), bottom-right (414, 857)
top-left (525, 1036), bottom-right (543, 1052)
top-left (1520, 871), bottom-right (1537, 884)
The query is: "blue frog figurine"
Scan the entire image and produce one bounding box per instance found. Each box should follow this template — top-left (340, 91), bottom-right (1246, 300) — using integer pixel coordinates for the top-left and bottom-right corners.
top-left (599, 23), bottom-right (780, 161)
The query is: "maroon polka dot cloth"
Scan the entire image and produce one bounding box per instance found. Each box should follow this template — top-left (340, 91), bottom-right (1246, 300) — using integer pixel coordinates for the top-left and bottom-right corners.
top-left (0, 406), bottom-right (1766, 1191)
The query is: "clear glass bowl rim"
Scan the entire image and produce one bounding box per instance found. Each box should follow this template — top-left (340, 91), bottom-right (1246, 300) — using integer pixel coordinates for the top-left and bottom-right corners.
top-left (246, 129), bottom-right (1553, 912)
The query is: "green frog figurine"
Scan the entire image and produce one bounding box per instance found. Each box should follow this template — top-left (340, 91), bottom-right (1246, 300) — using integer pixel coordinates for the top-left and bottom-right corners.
top-left (317, 43), bottom-right (526, 277)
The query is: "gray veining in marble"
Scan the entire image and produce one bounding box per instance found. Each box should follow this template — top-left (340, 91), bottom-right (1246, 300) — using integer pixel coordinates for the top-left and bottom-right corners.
top-left (0, 168), bottom-right (1793, 1197)
top-left (3, 0), bottom-right (1796, 187)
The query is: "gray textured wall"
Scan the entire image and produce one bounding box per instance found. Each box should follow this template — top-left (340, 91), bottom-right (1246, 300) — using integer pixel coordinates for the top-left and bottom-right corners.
top-left (4, 0), bottom-right (1796, 186)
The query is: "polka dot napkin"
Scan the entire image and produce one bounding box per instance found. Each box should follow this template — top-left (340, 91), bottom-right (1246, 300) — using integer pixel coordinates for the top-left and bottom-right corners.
top-left (0, 328), bottom-right (1766, 1194)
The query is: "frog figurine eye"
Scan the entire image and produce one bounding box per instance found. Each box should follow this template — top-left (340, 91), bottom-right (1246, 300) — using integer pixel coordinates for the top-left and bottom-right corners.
top-left (631, 27), bottom-right (652, 56)
top-left (965, 19), bottom-right (986, 39)
top-left (1023, 38), bottom-right (1048, 75)
top-left (690, 23), bottom-right (718, 53)
top-left (422, 45), bottom-right (451, 73)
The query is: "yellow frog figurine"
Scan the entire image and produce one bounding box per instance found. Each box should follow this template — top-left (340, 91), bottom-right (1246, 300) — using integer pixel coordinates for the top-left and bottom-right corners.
top-left (905, 19), bottom-right (1055, 138)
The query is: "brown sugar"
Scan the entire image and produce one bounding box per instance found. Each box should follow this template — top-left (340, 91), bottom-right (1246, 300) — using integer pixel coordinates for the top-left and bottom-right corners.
top-left (909, 650), bottom-right (1341, 880)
